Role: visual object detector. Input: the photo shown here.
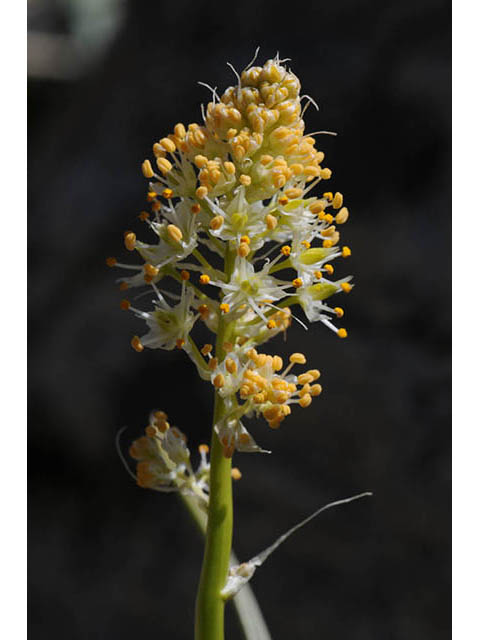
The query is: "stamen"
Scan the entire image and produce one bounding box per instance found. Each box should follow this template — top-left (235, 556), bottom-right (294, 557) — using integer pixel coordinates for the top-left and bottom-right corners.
top-left (131, 336), bottom-right (144, 352)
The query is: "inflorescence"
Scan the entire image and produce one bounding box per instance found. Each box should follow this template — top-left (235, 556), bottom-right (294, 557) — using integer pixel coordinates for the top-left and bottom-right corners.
top-left (108, 53), bottom-right (354, 461)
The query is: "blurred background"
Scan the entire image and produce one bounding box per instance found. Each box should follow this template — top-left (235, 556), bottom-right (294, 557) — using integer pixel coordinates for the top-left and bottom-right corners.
top-left (28, 0), bottom-right (451, 638)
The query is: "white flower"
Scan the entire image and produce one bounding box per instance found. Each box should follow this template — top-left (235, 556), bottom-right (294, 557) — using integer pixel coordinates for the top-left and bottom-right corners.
top-left (206, 187), bottom-right (268, 252)
top-left (131, 283), bottom-right (197, 351)
top-left (136, 199), bottom-right (199, 270)
top-left (210, 256), bottom-right (290, 323)
top-left (296, 278), bottom-right (353, 337)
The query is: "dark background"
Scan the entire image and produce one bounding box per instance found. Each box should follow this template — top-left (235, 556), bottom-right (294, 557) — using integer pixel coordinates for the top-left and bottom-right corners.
top-left (28, 0), bottom-right (451, 638)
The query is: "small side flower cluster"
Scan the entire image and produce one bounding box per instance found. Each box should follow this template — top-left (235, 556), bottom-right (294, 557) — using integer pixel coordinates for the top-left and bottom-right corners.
top-left (129, 410), bottom-right (242, 503)
top-left (208, 348), bottom-right (322, 457)
top-left (108, 54), bottom-right (354, 455)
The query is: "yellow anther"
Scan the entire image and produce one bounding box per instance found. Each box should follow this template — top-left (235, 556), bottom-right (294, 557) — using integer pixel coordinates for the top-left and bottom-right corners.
top-left (191, 203), bottom-right (201, 214)
top-left (298, 373), bottom-right (314, 385)
top-left (156, 157), bottom-right (173, 175)
top-left (290, 352), bottom-right (306, 364)
top-left (255, 354), bottom-right (268, 367)
top-left (176, 338), bottom-right (185, 349)
top-left (147, 191), bottom-right (157, 201)
top-left (268, 418), bottom-right (283, 430)
top-left (141, 159), bottom-right (154, 179)
top-left (124, 232), bottom-right (136, 251)
top-left (267, 319), bottom-right (277, 329)
top-left (306, 370), bottom-right (321, 382)
top-left (334, 307), bottom-right (344, 318)
top-left (299, 393), bottom-right (312, 408)
top-left (238, 242), bottom-right (250, 258)
top-left (194, 154), bottom-right (208, 168)
top-left (263, 406), bottom-right (282, 421)
top-left (290, 163), bottom-right (304, 175)
top-left (299, 385), bottom-right (311, 397)
top-left (273, 175), bottom-right (287, 188)
top-left (219, 303), bottom-right (230, 314)
top-left (246, 348), bottom-right (258, 360)
top-left (199, 274), bottom-right (210, 285)
top-left (341, 282), bottom-right (352, 293)
top-left (240, 235), bottom-right (250, 244)
top-left (278, 196), bottom-right (289, 205)
top-left (281, 245), bottom-right (291, 256)
top-left (162, 188), bottom-right (174, 199)
top-left (310, 384), bottom-right (323, 396)
top-left (314, 271), bottom-right (322, 279)
top-left (138, 211), bottom-right (150, 221)
top-left (324, 264), bottom-right (334, 275)
top-left (323, 239), bottom-right (333, 248)
top-left (143, 274), bottom-right (153, 284)
top-left (281, 404), bottom-right (292, 416)
top-left (210, 215), bottom-right (224, 230)
top-left (265, 214), bottom-right (278, 230)
top-left (224, 161), bottom-right (236, 174)
top-left (167, 224), bottom-right (183, 243)
top-left (213, 373), bottom-right (225, 388)
top-left (240, 384), bottom-right (252, 398)
top-left (253, 392), bottom-right (266, 403)
top-left (301, 240), bottom-right (311, 249)
top-left (231, 468), bottom-right (242, 480)
top-left (151, 201), bottom-right (161, 212)
top-left (120, 299), bottom-right (130, 310)
top-left (272, 355), bottom-right (283, 371)
top-left (174, 123), bottom-right (186, 138)
top-left (160, 137), bottom-right (176, 153)
top-left (285, 187), bottom-right (303, 199)
top-left (260, 154), bottom-right (273, 165)
top-left (196, 186), bottom-right (208, 199)
top-left (335, 207), bottom-right (349, 224)
top-left (309, 201), bottom-right (325, 214)
top-left (105, 256), bottom-right (117, 267)
top-left (323, 214), bottom-right (334, 224)
top-left (144, 263), bottom-right (159, 277)
top-left (208, 357), bottom-right (218, 371)
top-left (333, 192), bottom-right (343, 209)
top-left (153, 143), bottom-right (166, 158)
top-left (226, 128), bottom-right (237, 140)
top-left (198, 304), bottom-right (209, 316)
top-left (323, 192), bottom-right (333, 201)
top-left (342, 246), bottom-right (352, 258)
top-left (292, 278), bottom-right (303, 288)
top-left (239, 174), bottom-right (251, 186)
top-left (145, 425), bottom-right (158, 438)
top-left (201, 343), bottom-right (213, 356)
top-left (180, 270), bottom-right (190, 280)
top-left (225, 358), bottom-right (237, 374)
top-left (199, 444), bottom-right (209, 454)
top-left (337, 328), bottom-right (348, 338)
top-left (320, 168), bottom-right (332, 179)
top-left (322, 225), bottom-right (337, 237)
top-left (131, 336), bottom-right (144, 352)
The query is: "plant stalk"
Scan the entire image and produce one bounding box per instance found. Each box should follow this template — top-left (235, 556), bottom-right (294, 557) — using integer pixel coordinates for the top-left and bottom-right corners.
top-left (195, 246), bottom-right (236, 640)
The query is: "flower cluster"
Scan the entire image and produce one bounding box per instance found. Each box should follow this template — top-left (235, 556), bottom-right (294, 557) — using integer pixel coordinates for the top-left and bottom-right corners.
top-left (129, 410), bottom-right (242, 503)
top-left (108, 54), bottom-right (354, 455)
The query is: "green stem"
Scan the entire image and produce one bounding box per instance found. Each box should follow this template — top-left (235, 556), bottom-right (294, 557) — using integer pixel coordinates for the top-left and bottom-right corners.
top-left (181, 494), bottom-right (272, 640)
top-left (194, 390), bottom-right (233, 639)
top-left (195, 249), bottom-right (236, 640)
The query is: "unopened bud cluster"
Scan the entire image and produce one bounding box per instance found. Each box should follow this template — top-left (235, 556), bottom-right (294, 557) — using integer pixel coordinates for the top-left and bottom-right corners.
top-left (109, 54), bottom-right (354, 456)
